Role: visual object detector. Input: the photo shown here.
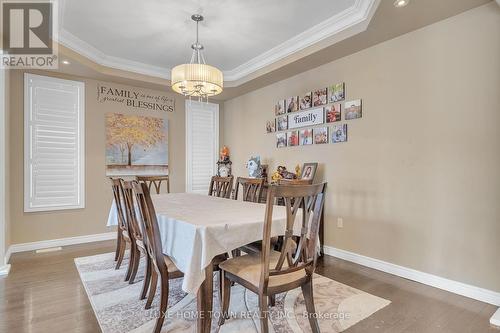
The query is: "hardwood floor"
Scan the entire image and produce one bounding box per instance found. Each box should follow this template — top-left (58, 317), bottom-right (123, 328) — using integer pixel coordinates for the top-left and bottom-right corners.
top-left (0, 240), bottom-right (498, 332)
top-left (0, 241), bottom-right (114, 332)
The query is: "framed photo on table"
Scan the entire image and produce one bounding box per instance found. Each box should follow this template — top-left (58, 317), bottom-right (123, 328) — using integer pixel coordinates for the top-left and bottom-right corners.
top-left (301, 162), bottom-right (318, 182)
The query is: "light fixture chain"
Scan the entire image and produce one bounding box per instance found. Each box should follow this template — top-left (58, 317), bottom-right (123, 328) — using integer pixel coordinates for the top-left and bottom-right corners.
top-left (196, 19), bottom-right (199, 45)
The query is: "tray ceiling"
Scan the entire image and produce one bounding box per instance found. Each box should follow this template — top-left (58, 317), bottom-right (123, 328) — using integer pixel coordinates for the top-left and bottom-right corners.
top-left (58, 0), bottom-right (379, 82)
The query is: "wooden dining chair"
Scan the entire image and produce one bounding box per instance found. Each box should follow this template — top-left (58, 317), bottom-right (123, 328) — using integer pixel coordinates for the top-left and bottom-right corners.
top-left (111, 179), bottom-right (124, 264)
top-left (219, 182), bottom-right (327, 333)
top-left (132, 181), bottom-right (184, 333)
top-left (232, 177), bottom-right (265, 257)
top-left (136, 175), bottom-right (170, 194)
top-left (122, 181), bottom-right (152, 300)
top-left (111, 178), bottom-right (135, 279)
top-left (233, 177), bottom-right (265, 202)
top-left (208, 176), bottom-right (234, 199)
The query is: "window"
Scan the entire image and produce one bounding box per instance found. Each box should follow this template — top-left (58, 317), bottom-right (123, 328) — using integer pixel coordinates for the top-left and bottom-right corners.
top-left (185, 100), bottom-right (219, 194)
top-left (24, 74), bottom-right (85, 212)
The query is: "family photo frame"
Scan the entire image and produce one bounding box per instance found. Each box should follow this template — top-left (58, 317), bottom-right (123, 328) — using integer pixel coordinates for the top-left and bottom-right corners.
top-left (271, 81), bottom-right (360, 149)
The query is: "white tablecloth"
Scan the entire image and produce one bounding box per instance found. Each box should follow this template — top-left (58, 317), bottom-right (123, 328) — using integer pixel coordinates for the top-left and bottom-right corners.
top-left (107, 193), bottom-right (296, 294)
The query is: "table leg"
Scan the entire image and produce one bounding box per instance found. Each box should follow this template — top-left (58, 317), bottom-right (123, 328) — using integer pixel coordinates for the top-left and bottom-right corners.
top-left (197, 259), bottom-right (214, 333)
top-left (319, 209), bottom-right (325, 257)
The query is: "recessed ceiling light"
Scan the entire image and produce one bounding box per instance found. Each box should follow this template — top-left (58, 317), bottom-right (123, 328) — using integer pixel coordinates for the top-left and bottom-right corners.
top-left (394, 0), bottom-right (409, 8)
top-left (62, 60), bottom-right (70, 65)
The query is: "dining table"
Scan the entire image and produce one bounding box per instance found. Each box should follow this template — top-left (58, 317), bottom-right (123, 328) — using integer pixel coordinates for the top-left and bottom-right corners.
top-left (107, 192), bottom-right (300, 333)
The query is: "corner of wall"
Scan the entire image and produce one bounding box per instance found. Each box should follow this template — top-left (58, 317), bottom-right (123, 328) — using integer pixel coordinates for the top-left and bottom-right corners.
top-left (5, 69), bottom-right (11, 256)
top-left (0, 68), bottom-right (11, 267)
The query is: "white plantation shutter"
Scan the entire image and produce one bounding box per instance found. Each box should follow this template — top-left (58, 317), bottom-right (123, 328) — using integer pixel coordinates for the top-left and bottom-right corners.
top-left (186, 100), bottom-right (219, 194)
top-left (24, 74), bottom-right (85, 212)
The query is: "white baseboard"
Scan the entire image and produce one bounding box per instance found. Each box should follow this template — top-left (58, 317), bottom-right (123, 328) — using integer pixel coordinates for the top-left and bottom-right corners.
top-left (7, 232), bottom-right (116, 260)
top-left (0, 264), bottom-right (11, 276)
top-left (323, 246), bottom-right (500, 307)
top-left (491, 308), bottom-right (500, 327)
top-left (4, 246), bottom-right (12, 266)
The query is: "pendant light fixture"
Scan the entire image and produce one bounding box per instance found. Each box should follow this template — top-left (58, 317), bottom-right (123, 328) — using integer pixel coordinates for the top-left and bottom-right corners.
top-left (171, 14), bottom-right (223, 100)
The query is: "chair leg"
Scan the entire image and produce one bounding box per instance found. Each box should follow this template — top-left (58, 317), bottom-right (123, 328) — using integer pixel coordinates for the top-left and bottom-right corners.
top-left (258, 294), bottom-right (270, 333)
top-left (145, 270), bottom-right (158, 309)
top-left (268, 295), bottom-right (276, 307)
top-left (218, 271), bottom-right (232, 327)
top-left (153, 275), bottom-right (169, 333)
top-left (140, 255), bottom-right (152, 300)
top-left (115, 238), bottom-right (126, 270)
top-left (125, 245), bottom-right (135, 281)
top-left (301, 279), bottom-right (320, 333)
top-left (114, 229), bottom-right (122, 261)
top-left (129, 248), bottom-right (141, 284)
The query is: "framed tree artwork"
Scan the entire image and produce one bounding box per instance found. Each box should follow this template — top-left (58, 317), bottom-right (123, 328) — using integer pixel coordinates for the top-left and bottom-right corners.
top-left (105, 113), bottom-right (168, 176)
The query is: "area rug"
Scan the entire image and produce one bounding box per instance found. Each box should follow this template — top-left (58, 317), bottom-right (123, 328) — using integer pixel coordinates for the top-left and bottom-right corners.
top-left (75, 252), bottom-right (390, 333)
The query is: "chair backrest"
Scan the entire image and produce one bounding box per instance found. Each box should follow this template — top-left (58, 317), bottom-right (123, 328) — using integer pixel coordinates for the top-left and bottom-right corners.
top-left (260, 183), bottom-right (327, 289)
top-left (110, 178), bottom-right (127, 233)
top-left (136, 175), bottom-right (170, 194)
top-left (122, 181), bottom-right (143, 242)
top-left (234, 177), bottom-right (265, 202)
top-left (208, 176), bottom-right (234, 199)
top-left (132, 181), bottom-right (167, 274)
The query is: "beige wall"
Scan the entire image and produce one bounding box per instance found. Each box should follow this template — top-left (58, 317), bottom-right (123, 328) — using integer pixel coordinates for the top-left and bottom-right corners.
top-left (8, 70), bottom-right (223, 244)
top-left (223, 3), bottom-right (500, 292)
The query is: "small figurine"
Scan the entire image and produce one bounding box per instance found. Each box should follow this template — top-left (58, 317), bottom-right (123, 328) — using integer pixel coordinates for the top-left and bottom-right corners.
top-left (246, 156), bottom-right (263, 178)
top-left (217, 146), bottom-right (232, 177)
top-left (271, 166), bottom-right (297, 183)
top-left (280, 166), bottom-right (297, 180)
top-left (271, 170), bottom-right (283, 182)
top-left (295, 164), bottom-right (301, 178)
top-left (220, 146), bottom-right (230, 162)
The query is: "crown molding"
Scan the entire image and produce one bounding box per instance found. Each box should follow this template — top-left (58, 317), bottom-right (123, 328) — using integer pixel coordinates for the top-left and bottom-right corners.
top-left (58, 0), bottom-right (379, 83)
top-left (58, 29), bottom-right (171, 80)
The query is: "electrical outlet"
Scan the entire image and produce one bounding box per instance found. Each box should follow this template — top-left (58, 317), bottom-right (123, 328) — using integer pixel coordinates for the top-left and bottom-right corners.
top-left (337, 217), bottom-right (344, 228)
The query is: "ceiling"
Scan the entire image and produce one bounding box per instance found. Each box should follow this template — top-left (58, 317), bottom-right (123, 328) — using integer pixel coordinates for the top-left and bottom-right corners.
top-left (58, 0), bottom-right (377, 81)
top-left (55, 0), bottom-right (494, 100)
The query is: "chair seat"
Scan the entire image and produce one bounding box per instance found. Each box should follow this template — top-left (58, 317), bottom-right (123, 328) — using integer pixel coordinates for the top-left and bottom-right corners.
top-left (219, 250), bottom-right (307, 289)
